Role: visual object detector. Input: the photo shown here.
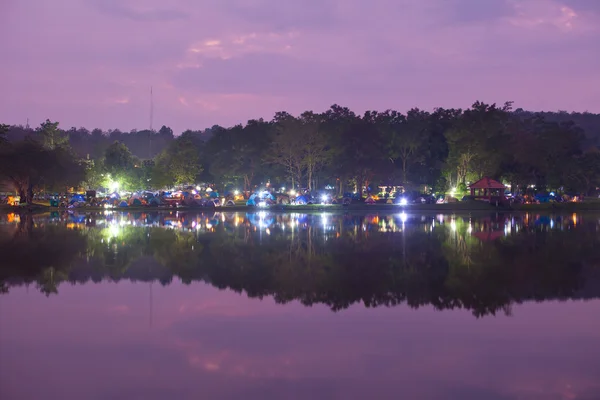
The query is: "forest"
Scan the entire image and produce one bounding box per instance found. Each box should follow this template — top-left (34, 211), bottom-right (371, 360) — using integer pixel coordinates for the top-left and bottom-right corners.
top-left (1, 101), bottom-right (600, 202)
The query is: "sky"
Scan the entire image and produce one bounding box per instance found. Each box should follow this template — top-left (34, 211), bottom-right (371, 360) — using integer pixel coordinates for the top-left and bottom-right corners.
top-left (1, 0), bottom-right (599, 134)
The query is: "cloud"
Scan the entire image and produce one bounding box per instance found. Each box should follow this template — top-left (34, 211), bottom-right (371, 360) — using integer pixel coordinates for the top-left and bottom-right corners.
top-left (214, 0), bottom-right (338, 31)
top-left (90, 0), bottom-right (189, 22)
top-left (1, 0), bottom-right (599, 134)
top-left (172, 52), bottom-right (383, 99)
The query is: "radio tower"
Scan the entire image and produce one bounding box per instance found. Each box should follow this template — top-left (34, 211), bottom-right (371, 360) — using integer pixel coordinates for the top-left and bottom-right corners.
top-left (149, 86), bottom-right (154, 131)
top-left (149, 86), bottom-right (153, 158)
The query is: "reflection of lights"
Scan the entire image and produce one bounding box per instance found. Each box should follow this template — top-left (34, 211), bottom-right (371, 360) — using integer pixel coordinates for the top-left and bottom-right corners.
top-left (399, 212), bottom-right (407, 223)
top-left (572, 213), bottom-right (577, 226)
top-left (550, 219), bottom-right (555, 229)
top-left (467, 224), bottom-right (472, 234)
top-left (451, 219), bottom-right (456, 232)
top-left (437, 214), bottom-right (444, 224)
top-left (108, 224), bottom-right (121, 239)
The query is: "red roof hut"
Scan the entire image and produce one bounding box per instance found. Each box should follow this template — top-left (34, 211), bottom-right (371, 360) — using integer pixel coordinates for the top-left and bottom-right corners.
top-left (468, 177), bottom-right (506, 202)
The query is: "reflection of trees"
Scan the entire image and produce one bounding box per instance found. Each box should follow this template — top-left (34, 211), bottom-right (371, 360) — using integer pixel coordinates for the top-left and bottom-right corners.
top-left (1, 213), bottom-right (600, 317)
top-left (0, 219), bottom-right (87, 296)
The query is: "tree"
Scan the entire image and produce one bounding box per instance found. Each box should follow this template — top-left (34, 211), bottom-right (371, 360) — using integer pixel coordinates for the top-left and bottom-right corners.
top-left (298, 112), bottom-right (333, 191)
top-left (104, 141), bottom-right (134, 175)
top-left (0, 124), bottom-right (9, 146)
top-left (0, 139), bottom-right (85, 202)
top-left (266, 113), bottom-right (304, 190)
top-left (152, 131), bottom-right (203, 188)
top-left (38, 119), bottom-right (69, 150)
top-left (444, 102), bottom-right (512, 187)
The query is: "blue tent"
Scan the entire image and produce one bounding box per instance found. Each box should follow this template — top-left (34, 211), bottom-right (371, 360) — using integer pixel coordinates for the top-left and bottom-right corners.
top-left (119, 201), bottom-right (128, 207)
top-left (246, 193), bottom-right (258, 206)
top-left (69, 194), bottom-right (85, 204)
top-left (295, 195), bottom-right (308, 205)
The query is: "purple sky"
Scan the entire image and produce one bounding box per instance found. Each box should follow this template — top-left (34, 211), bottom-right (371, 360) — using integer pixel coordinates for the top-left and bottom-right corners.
top-left (1, 0), bottom-right (599, 134)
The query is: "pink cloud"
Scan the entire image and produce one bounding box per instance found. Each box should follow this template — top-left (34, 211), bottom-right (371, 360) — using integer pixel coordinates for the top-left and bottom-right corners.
top-left (0, 0), bottom-right (599, 134)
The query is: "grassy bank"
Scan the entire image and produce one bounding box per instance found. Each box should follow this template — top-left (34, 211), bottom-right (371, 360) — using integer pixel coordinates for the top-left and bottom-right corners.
top-left (2, 200), bottom-right (600, 215)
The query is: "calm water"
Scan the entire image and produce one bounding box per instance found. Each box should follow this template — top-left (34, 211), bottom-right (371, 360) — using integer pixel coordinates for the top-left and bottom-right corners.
top-left (1, 210), bottom-right (600, 400)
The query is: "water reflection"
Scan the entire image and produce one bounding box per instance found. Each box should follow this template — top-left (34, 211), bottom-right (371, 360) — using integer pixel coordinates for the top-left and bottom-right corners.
top-left (1, 211), bottom-right (600, 317)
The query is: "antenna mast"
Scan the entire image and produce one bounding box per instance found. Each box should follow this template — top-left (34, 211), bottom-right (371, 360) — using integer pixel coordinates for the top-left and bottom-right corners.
top-left (149, 86), bottom-right (154, 131)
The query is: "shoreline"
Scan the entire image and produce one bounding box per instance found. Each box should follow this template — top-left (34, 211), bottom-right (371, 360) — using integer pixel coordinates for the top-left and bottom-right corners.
top-left (2, 201), bottom-right (600, 215)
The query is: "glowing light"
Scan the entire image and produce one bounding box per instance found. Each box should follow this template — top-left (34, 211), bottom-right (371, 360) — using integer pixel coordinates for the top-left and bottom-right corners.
top-left (289, 190), bottom-right (297, 196)
top-left (399, 197), bottom-right (408, 206)
top-left (451, 219), bottom-right (456, 232)
top-left (258, 201), bottom-right (267, 207)
top-left (400, 212), bottom-right (407, 223)
top-left (234, 190), bottom-right (240, 195)
top-left (450, 187), bottom-right (456, 196)
top-left (321, 194), bottom-right (328, 202)
top-left (108, 180), bottom-right (120, 192)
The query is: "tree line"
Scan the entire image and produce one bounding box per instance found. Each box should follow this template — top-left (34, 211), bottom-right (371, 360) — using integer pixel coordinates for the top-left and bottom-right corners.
top-left (2, 101), bottom-right (600, 200)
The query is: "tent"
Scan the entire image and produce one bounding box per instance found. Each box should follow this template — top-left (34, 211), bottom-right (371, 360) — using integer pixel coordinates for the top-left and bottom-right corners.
top-left (148, 197), bottom-right (162, 206)
top-left (118, 201), bottom-right (129, 207)
top-left (295, 195), bottom-right (308, 205)
top-left (130, 198), bottom-right (143, 206)
top-left (69, 194), bottom-right (85, 204)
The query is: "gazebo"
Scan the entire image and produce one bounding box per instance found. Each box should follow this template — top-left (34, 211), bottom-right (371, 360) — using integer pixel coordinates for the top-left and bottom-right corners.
top-left (468, 177), bottom-right (506, 202)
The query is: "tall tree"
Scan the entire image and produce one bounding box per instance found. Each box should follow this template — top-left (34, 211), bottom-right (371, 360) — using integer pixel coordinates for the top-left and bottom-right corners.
top-left (38, 119), bottom-right (69, 150)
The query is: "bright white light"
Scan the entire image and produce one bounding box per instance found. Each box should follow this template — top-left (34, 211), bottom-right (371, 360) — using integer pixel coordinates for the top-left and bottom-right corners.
top-left (450, 187), bottom-right (456, 196)
top-left (290, 190), bottom-right (297, 196)
top-left (321, 194), bottom-right (328, 202)
top-left (206, 223), bottom-right (213, 230)
top-left (258, 211), bottom-right (267, 219)
top-left (108, 180), bottom-right (120, 192)
top-left (399, 197), bottom-right (408, 206)
top-left (196, 186), bottom-right (201, 191)
top-left (400, 212), bottom-right (407, 223)
top-left (258, 201), bottom-right (267, 208)
top-left (451, 220), bottom-right (456, 232)
top-left (234, 190), bottom-right (240, 195)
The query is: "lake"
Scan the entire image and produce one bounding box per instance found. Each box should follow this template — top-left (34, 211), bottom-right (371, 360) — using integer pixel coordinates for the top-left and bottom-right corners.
top-left (1, 210), bottom-right (600, 400)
